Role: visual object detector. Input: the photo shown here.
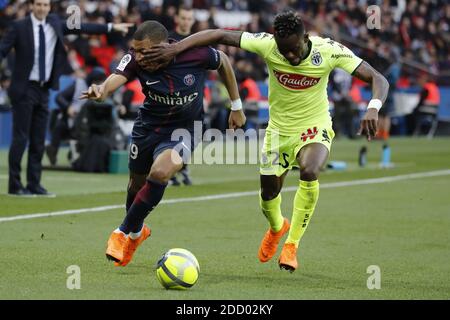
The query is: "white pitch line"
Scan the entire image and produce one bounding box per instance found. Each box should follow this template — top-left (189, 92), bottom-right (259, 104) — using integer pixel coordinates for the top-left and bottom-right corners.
top-left (0, 205), bottom-right (124, 223)
top-left (0, 174), bottom-right (103, 182)
top-left (1, 169), bottom-right (449, 223)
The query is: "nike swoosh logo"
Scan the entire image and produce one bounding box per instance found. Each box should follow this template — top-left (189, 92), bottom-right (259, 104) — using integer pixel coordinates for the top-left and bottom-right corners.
top-left (146, 80), bottom-right (160, 86)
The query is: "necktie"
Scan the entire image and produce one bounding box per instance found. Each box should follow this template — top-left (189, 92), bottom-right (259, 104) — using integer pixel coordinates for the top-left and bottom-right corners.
top-left (39, 24), bottom-right (46, 83)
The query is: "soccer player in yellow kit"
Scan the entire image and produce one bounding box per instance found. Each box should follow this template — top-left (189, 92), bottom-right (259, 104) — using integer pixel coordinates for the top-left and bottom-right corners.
top-left (145, 11), bottom-right (389, 272)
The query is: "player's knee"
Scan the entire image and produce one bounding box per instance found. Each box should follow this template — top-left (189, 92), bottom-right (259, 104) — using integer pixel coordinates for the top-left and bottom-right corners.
top-left (149, 167), bottom-right (172, 184)
top-left (260, 188), bottom-right (280, 201)
top-left (300, 164), bottom-right (321, 181)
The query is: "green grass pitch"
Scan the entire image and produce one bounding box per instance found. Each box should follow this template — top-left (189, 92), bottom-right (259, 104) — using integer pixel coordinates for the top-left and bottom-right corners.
top-left (0, 137), bottom-right (449, 299)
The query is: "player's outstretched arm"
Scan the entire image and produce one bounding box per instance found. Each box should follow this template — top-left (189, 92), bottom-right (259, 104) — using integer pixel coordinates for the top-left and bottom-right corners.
top-left (144, 29), bottom-right (243, 67)
top-left (80, 74), bottom-right (127, 101)
top-left (64, 22), bottom-right (134, 36)
top-left (216, 51), bottom-right (246, 129)
top-left (352, 61), bottom-right (390, 141)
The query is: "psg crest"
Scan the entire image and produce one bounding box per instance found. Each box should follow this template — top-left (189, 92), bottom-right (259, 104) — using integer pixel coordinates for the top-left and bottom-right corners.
top-left (184, 74), bottom-right (195, 86)
top-left (311, 51), bottom-right (322, 66)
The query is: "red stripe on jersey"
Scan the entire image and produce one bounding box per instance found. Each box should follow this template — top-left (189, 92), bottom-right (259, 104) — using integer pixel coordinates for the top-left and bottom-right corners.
top-left (154, 73), bottom-right (176, 133)
top-left (166, 74), bottom-right (174, 94)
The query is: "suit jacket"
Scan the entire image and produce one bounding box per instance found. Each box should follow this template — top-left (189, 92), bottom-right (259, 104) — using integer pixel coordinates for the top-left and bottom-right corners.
top-left (0, 13), bottom-right (109, 102)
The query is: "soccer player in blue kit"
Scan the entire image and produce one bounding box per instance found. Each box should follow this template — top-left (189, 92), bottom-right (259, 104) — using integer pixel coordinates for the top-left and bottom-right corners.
top-left (81, 21), bottom-right (246, 267)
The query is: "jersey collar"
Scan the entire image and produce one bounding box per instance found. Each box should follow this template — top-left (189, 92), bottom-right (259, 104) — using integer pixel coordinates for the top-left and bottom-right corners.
top-left (300, 40), bottom-right (313, 62)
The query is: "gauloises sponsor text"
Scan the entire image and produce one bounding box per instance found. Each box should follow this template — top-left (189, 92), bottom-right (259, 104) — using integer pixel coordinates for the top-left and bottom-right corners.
top-left (273, 70), bottom-right (320, 90)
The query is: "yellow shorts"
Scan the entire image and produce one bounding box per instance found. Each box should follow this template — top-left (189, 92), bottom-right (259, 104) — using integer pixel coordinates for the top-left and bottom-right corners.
top-left (260, 124), bottom-right (335, 177)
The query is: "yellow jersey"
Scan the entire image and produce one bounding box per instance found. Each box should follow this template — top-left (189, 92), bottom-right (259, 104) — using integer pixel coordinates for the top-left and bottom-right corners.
top-left (240, 32), bottom-right (363, 135)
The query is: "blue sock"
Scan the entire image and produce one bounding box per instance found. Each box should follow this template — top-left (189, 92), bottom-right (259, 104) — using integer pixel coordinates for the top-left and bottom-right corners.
top-left (120, 179), bottom-right (167, 234)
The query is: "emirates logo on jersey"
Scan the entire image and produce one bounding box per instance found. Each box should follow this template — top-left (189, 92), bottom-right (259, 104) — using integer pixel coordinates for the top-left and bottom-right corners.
top-left (273, 70), bottom-right (320, 90)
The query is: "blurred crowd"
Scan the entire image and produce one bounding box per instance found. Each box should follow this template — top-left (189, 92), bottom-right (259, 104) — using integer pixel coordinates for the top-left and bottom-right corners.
top-left (302, 0), bottom-right (448, 83)
top-left (0, 0), bottom-right (448, 83)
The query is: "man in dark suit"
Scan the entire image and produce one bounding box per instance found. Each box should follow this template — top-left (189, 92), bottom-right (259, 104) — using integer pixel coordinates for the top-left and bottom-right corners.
top-left (168, 5), bottom-right (195, 41)
top-left (0, 0), bottom-right (133, 196)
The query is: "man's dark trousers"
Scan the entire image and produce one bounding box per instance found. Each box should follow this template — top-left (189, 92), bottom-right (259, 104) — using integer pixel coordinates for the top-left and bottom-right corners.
top-left (8, 81), bottom-right (49, 193)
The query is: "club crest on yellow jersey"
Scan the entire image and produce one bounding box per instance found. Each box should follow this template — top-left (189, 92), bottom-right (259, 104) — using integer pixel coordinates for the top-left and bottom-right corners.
top-left (311, 50), bottom-right (322, 66)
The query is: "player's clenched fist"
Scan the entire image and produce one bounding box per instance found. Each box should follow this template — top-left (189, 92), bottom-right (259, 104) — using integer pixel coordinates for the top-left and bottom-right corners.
top-left (358, 108), bottom-right (379, 141)
top-left (80, 84), bottom-right (105, 101)
top-left (228, 110), bottom-right (246, 130)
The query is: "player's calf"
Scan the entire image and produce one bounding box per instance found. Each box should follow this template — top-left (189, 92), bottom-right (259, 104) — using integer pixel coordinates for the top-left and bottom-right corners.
top-left (126, 173), bottom-right (147, 211)
top-left (260, 189), bottom-right (281, 201)
top-left (119, 149), bottom-right (181, 235)
top-left (120, 178), bottom-right (167, 234)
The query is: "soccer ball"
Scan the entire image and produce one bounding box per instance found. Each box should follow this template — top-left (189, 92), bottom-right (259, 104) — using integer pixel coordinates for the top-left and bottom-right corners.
top-left (155, 248), bottom-right (200, 290)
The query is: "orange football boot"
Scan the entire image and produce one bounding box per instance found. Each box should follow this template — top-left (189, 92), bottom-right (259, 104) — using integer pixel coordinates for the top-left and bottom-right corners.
top-left (278, 243), bottom-right (298, 272)
top-left (117, 225), bottom-right (151, 267)
top-left (105, 231), bottom-right (127, 263)
top-left (258, 217), bottom-right (290, 262)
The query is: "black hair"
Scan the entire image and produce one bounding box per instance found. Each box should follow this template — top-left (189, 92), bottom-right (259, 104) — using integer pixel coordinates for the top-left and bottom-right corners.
top-left (273, 10), bottom-right (305, 38)
top-left (133, 20), bottom-right (168, 42)
top-left (177, 5), bottom-right (193, 15)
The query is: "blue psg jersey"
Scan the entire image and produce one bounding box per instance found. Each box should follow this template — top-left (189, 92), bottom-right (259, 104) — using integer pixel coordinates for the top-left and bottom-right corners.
top-left (114, 45), bottom-right (220, 132)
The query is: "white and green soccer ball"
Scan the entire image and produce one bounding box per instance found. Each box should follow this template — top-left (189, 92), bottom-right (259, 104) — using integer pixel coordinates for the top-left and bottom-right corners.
top-left (156, 248), bottom-right (200, 290)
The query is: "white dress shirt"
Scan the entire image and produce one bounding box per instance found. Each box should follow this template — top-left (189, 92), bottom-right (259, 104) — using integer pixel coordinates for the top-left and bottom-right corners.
top-left (29, 13), bottom-right (57, 83)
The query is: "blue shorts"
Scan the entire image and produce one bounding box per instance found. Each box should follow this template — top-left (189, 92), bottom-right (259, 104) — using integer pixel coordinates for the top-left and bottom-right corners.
top-left (128, 125), bottom-right (198, 175)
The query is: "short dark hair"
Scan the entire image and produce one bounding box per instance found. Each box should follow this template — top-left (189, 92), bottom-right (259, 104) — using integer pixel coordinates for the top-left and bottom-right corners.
top-left (133, 20), bottom-right (168, 42)
top-left (273, 10), bottom-right (305, 38)
top-left (177, 5), bottom-right (193, 15)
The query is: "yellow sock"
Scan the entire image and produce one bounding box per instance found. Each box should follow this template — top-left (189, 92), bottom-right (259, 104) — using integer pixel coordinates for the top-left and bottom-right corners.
top-left (286, 180), bottom-right (319, 247)
top-left (260, 193), bottom-right (284, 232)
